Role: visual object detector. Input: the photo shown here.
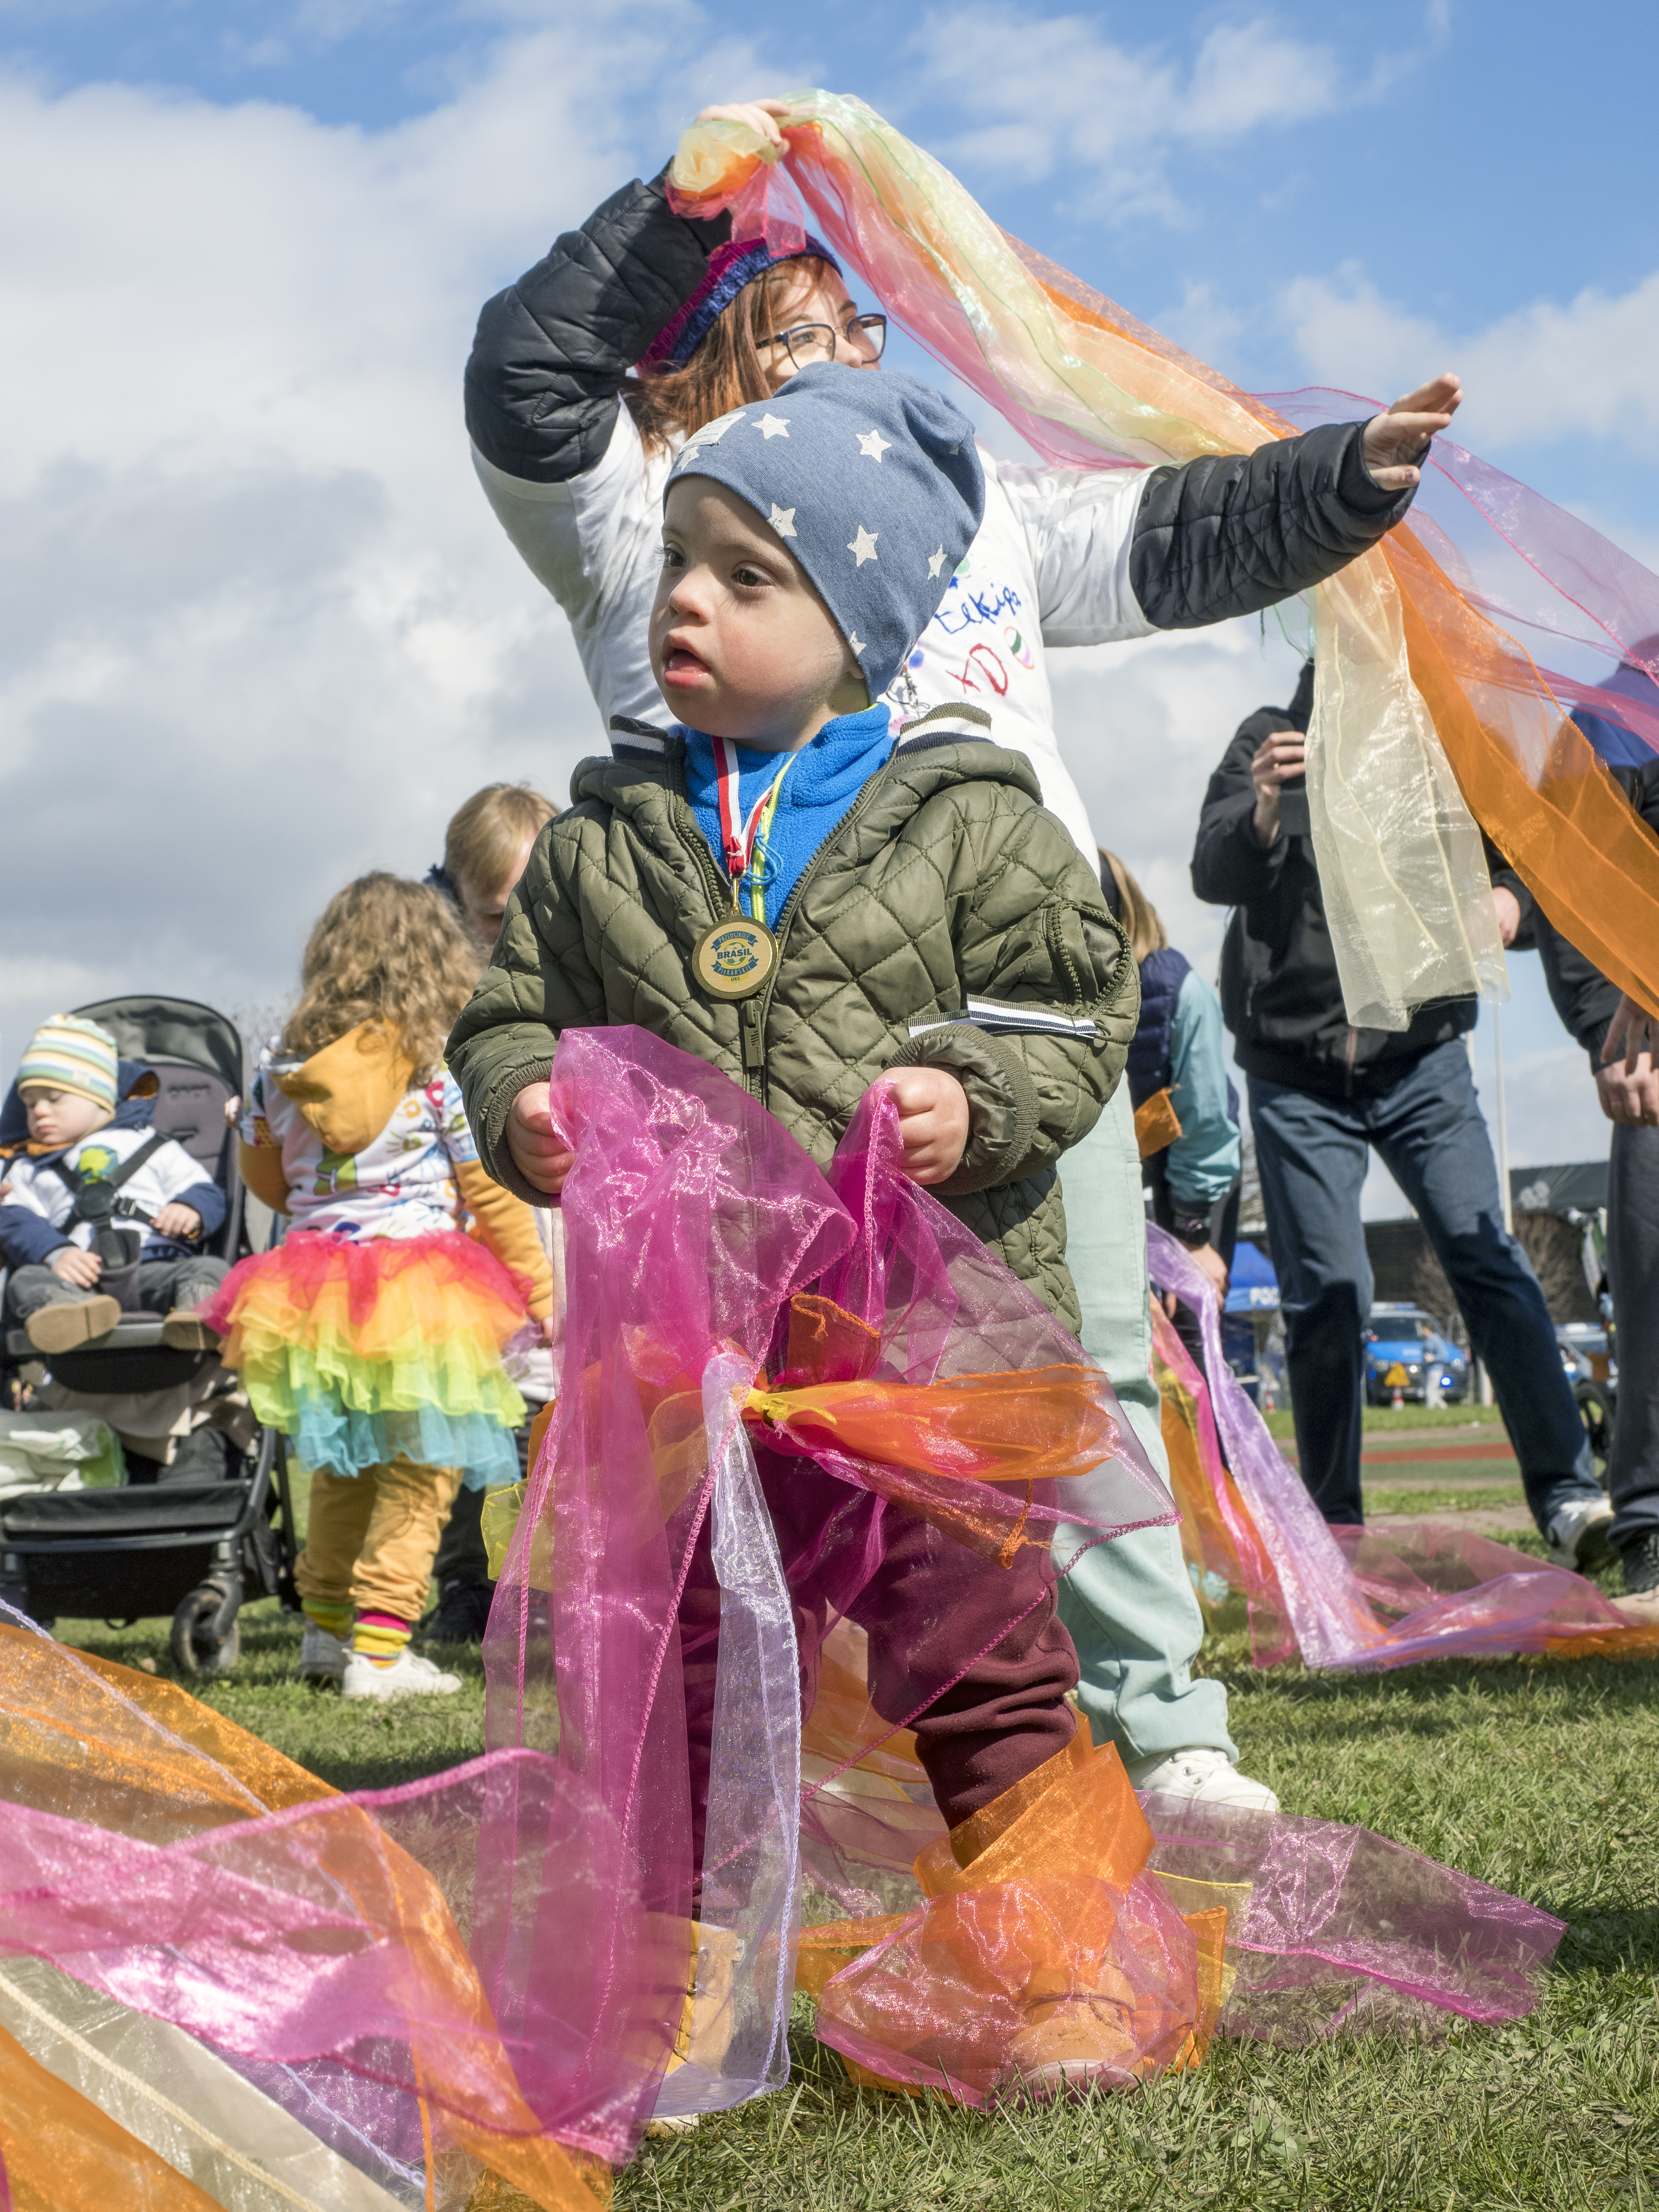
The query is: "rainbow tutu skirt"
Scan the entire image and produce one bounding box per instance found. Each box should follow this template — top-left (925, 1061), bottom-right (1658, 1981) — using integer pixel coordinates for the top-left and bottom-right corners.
top-left (202, 1231), bottom-right (528, 1485)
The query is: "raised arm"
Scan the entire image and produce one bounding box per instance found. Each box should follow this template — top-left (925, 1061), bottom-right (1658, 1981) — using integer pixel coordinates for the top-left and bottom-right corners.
top-left (464, 172), bottom-right (732, 486)
top-left (1190, 710), bottom-right (1301, 907)
top-left (1129, 376), bottom-right (1458, 629)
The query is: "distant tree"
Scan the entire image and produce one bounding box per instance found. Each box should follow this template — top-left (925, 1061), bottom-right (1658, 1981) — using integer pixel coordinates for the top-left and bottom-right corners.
top-left (1409, 1210), bottom-right (1594, 1333)
top-left (1512, 1210), bottom-right (1598, 1325)
top-left (1408, 1242), bottom-right (1459, 1337)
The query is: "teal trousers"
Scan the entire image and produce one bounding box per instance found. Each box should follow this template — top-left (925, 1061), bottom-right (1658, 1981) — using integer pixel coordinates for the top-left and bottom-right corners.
top-left (1054, 1084), bottom-right (1237, 1762)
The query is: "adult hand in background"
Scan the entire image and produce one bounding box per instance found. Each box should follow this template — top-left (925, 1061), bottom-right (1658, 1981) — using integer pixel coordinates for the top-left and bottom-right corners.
top-left (872, 1067), bottom-right (970, 1187)
top-left (1492, 886), bottom-right (1522, 948)
top-left (506, 1083), bottom-right (578, 1198)
top-left (1598, 995), bottom-right (1659, 1126)
top-left (1362, 373), bottom-right (1462, 491)
top-left (1186, 1240), bottom-right (1231, 1305)
top-left (1251, 731), bottom-right (1305, 846)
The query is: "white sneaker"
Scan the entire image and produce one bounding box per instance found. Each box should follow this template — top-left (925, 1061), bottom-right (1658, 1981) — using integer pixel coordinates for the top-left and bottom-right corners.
top-left (341, 1648), bottom-right (461, 1701)
top-left (297, 1621), bottom-right (349, 1683)
top-left (1547, 1494), bottom-right (1615, 1573)
top-left (1126, 1745), bottom-right (1279, 1815)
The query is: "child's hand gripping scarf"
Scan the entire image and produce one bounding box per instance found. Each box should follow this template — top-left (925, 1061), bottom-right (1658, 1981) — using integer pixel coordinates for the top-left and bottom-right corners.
top-left (666, 93), bottom-right (1659, 1034)
top-left (478, 1025), bottom-right (1175, 2152)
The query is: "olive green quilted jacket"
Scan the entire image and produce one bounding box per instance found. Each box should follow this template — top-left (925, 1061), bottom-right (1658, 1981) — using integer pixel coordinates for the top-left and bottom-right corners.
top-left (447, 704), bottom-right (1137, 1330)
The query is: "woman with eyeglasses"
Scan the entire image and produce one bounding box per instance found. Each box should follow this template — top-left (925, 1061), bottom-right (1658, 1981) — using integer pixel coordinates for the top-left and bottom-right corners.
top-left (463, 93), bottom-right (1453, 1819)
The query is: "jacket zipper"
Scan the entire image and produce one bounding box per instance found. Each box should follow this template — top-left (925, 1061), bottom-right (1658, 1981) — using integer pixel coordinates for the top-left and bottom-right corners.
top-left (669, 753), bottom-right (895, 1104)
top-left (1343, 1026), bottom-right (1358, 1098)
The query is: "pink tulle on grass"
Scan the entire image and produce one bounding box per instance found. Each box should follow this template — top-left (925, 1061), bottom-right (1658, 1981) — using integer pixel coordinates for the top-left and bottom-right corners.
top-left (1145, 1225), bottom-right (1659, 1669)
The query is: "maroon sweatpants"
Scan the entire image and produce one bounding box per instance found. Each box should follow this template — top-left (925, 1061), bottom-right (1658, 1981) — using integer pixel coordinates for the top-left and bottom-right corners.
top-left (676, 1445), bottom-right (1079, 1869)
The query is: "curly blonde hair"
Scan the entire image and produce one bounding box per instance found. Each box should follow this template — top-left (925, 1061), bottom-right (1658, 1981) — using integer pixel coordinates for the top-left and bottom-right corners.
top-left (283, 873), bottom-right (480, 1077)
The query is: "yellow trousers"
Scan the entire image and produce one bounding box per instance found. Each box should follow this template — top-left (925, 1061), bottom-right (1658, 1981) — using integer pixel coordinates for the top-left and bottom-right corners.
top-left (295, 1457), bottom-right (461, 1625)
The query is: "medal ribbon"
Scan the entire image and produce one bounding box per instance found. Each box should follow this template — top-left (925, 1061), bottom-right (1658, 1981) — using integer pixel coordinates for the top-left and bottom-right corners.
top-left (714, 737), bottom-right (796, 924)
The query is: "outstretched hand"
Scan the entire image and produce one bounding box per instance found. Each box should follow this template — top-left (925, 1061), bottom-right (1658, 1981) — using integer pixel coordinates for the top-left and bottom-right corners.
top-left (1597, 994), bottom-right (1659, 1127)
top-left (1362, 373), bottom-right (1462, 491)
top-left (506, 1082), bottom-right (577, 1200)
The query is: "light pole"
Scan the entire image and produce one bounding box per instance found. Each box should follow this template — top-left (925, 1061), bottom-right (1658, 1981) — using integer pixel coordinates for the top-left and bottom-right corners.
top-left (1493, 1001), bottom-right (1513, 1236)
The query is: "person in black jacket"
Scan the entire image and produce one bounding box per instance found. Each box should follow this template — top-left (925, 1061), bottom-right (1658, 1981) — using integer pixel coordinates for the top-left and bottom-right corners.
top-left (1531, 669), bottom-right (1659, 1602)
top-left (1191, 661), bottom-right (1611, 1562)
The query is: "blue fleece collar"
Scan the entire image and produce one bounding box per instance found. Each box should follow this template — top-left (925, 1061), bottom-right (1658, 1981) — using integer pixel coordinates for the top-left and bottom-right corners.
top-left (682, 704), bottom-right (894, 924)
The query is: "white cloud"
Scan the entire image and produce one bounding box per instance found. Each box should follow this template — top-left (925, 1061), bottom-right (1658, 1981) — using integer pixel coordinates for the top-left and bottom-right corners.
top-left (0, 21), bottom-right (666, 1057)
top-left (914, 7), bottom-right (1394, 225)
top-left (1281, 262), bottom-right (1659, 457)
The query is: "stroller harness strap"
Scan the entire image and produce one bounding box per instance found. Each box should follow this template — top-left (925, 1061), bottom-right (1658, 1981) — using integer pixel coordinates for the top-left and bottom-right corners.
top-left (43, 1132), bottom-right (179, 1288)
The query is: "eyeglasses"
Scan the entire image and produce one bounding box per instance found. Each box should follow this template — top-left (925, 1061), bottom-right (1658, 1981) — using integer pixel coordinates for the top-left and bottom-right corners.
top-left (758, 313), bottom-right (888, 371)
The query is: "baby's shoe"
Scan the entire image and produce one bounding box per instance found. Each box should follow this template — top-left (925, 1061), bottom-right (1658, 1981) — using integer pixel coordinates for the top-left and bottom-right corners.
top-left (1126, 1745), bottom-right (1278, 1814)
top-left (297, 1622), bottom-right (349, 1684)
top-left (26, 1295), bottom-right (121, 1355)
top-left (161, 1309), bottom-right (223, 1353)
top-left (342, 1647), bottom-right (461, 1701)
top-left (1547, 1494), bottom-right (1615, 1573)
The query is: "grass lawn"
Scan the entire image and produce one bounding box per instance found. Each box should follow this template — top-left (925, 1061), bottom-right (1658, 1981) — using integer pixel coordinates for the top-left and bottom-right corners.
top-left (1362, 1483), bottom-right (1526, 1519)
top-left (55, 1517), bottom-right (1659, 2212)
top-left (1264, 1403), bottom-right (1511, 1441)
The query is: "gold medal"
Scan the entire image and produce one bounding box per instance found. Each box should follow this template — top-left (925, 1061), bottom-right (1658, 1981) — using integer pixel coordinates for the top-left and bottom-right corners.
top-left (692, 914), bottom-right (778, 1000)
top-left (693, 736), bottom-right (797, 1002)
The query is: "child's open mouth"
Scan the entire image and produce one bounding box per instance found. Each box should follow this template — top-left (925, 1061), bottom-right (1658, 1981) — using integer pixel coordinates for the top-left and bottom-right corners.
top-left (661, 644), bottom-right (712, 688)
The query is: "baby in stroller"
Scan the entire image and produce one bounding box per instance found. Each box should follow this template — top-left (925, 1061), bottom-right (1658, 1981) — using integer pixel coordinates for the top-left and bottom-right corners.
top-left (0, 1015), bottom-right (228, 1357)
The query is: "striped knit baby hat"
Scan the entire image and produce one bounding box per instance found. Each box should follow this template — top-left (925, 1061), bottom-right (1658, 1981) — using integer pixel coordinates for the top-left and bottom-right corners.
top-left (17, 1014), bottom-right (119, 1112)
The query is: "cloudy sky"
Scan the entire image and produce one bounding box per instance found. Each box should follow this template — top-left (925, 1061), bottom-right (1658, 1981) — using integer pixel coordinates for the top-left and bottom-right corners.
top-left (2, 0), bottom-right (1651, 1212)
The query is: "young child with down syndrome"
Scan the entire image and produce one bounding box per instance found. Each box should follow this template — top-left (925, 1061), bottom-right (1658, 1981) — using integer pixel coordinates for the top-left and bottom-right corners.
top-left (447, 365), bottom-right (1142, 2084)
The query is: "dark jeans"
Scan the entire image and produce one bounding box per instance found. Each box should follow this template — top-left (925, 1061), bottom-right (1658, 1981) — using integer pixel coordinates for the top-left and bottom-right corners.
top-left (1249, 1041), bottom-right (1600, 1532)
top-left (4, 1254), bottom-right (227, 1322)
top-left (1608, 1123), bottom-right (1659, 1553)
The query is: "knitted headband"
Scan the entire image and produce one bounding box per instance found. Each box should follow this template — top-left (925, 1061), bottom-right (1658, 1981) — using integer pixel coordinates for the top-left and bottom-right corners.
top-left (17, 1013), bottom-right (119, 1112)
top-left (666, 361), bottom-right (985, 699)
top-left (638, 235), bottom-right (840, 375)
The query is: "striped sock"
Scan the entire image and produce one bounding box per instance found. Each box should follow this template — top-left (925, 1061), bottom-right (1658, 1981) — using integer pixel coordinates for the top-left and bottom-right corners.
top-left (303, 1599), bottom-right (352, 1640)
top-left (352, 1611), bottom-right (411, 1667)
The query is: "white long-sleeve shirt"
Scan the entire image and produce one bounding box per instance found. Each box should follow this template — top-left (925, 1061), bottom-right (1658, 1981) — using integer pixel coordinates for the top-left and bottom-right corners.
top-left (472, 403), bottom-right (1156, 862)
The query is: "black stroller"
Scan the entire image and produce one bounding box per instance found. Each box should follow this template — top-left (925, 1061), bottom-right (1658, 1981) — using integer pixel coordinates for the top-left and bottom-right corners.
top-left (0, 995), bottom-right (299, 1675)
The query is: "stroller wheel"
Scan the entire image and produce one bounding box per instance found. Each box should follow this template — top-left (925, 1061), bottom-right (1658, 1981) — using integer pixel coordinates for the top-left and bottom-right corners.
top-left (172, 1583), bottom-right (242, 1677)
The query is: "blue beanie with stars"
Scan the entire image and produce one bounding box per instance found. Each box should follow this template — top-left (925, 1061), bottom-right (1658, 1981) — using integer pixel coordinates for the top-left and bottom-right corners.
top-left (664, 362), bottom-right (986, 700)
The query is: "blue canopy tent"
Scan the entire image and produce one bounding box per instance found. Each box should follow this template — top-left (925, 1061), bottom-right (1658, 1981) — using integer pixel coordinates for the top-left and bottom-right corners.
top-left (1224, 1240), bottom-right (1280, 1314)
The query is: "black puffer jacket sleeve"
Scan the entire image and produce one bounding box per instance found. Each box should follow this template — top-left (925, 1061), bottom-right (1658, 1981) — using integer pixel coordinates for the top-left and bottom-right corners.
top-left (1130, 421), bottom-right (1413, 629)
top-left (464, 170), bottom-right (731, 486)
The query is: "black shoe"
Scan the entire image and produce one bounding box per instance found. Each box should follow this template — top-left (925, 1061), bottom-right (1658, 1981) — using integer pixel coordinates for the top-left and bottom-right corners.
top-left (414, 1580), bottom-right (495, 1647)
top-left (1621, 1533), bottom-right (1659, 1596)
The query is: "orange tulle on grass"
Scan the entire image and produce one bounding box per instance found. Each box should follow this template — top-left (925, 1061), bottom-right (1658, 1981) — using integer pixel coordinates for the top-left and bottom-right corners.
top-left (0, 1622), bottom-right (608, 2211)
